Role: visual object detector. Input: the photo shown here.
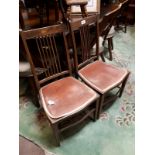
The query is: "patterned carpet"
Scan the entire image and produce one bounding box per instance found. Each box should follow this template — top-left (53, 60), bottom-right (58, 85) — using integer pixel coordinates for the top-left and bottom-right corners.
top-left (19, 26), bottom-right (135, 155)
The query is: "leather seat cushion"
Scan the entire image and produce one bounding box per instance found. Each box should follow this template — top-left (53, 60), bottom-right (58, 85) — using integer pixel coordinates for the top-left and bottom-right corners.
top-left (79, 60), bottom-right (128, 94)
top-left (40, 77), bottom-right (98, 119)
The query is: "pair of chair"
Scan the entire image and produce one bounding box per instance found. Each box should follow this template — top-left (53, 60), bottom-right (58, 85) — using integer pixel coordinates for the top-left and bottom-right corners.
top-left (20, 14), bottom-right (129, 146)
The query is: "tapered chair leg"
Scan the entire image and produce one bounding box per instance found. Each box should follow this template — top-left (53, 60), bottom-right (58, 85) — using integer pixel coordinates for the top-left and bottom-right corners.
top-left (119, 73), bottom-right (130, 97)
top-left (100, 53), bottom-right (105, 62)
top-left (97, 95), bottom-right (105, 119)
top-left (80, 5), bottom-right (88, 17)
top-left (124, 22), bottom-right (127, 33)
top-left (111, 37), bottom-right (114, 50)
top-left (28, 77), bottom-right (40, 107)
top-left (108, 38), bottom-right (113, 61)
top-left (94, 99), bottom-right (100, 121)
top-left (52, 123), bottom-right (60, 146)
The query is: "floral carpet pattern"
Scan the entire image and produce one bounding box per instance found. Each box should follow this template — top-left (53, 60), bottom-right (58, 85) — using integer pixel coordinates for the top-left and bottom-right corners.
top-left (19, 26), bottom-right (135, 155)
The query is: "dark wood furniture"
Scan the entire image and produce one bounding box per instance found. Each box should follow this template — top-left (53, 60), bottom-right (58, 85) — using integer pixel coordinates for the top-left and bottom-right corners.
top-left (115, 0), bottom-right (130, 33)
top-left (20, 23), bottom-right (99, 146)
top-left (19, 0), bottom-right (63, 30)
top-left (99, 3), bottom-right (122, 61)
top-left (68, 14), bottom-right (130, 118)
top-left (63, 0), bottom-right (88, 19)
top-left (19, 0), bottom-right (134, 30)
top-left (127, 0), bottom-right (135, 25)
top-left (19, 1), bottom-right (132, 105)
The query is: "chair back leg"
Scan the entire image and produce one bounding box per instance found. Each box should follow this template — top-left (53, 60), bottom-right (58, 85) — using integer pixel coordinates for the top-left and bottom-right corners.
top-left (108, 38), bottom-right (113, 61)
top-left (119, 73), bottom-right (130, 97)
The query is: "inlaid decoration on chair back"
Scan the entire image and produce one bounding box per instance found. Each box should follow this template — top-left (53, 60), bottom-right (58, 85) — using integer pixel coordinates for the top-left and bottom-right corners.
top-left (99, 3), bottom-right (121, 44)
top-left (20, 24), bottom-right (72, 91)
top-left (68, 15), bottom-right (99, 72)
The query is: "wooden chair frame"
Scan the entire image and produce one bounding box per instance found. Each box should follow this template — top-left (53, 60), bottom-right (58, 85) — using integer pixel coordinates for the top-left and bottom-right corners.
top-left (20, 24), bottom-right (99, 146)
top-left (68, 14), bottom-right (130, 119)
top-left (99, 3), bottom-right (122, 61)
top-left (60, 0), bottom-right (88, 21)
top-left (115, 0), bottom-right (130, 33)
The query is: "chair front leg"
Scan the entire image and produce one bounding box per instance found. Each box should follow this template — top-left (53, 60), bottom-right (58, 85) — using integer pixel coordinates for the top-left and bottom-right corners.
top-left (97, 94), bottom-right (105, 119)
top-left (94, 98), bottom-right (100, 121)
top-left (111, 37), bottom-right (114, 50)
top-left (108, 38), bottom-right (113, 61)
top-left (100, 52), bottom-right (106, 62)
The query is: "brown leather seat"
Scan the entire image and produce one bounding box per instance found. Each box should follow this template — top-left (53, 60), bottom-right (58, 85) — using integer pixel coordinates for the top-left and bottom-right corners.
top-left (40, 77), bottom-right (98, 119)
top-left (79, 60), bottom-right (128, 94)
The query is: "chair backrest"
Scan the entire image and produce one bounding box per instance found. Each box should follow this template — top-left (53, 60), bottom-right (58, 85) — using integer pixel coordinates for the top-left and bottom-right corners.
top-left (119, 0), bottom-right (129, 10)
top-left (68, 15), bottom-right (99, 72)
top-left (20, 24), bottom-right (72, 91)
top-left (99, 3), bottom-right (122, 44)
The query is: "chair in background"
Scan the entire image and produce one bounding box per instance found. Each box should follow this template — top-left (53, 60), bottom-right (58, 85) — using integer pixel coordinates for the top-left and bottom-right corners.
top-left (68, 14), bottom-right (130, 118)
top-left (99, 3), bottom-right (122, 61)
top-left (60, 0), bottom-right (88, 21)
top-left (115, 0), bottom-right (130, 33)
top-left (20, 23), bottom-right (99, 146)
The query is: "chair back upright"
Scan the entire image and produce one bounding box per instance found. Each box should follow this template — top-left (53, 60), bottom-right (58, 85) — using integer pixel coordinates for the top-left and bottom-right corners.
top-left (68, 15), bottom-right (99, 73)
top-left (20, 24), bottom-right (72, 92)
top-left (99, 3), bottom-right (122, 45)
top-left (119, 0), bottom-right (129, 14)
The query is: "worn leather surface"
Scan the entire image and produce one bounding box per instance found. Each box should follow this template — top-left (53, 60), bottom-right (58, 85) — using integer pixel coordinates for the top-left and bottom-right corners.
top-left (40, 77), bottom-right (98, 119)
top-left (79, 60), bottom-right (128, 94)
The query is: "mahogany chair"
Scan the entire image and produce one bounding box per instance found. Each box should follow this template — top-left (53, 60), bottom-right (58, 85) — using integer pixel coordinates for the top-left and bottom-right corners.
top-left (20, 23), bottom-right (99, 146)
top-left (68, 14), bottom-right (130, 119)
top-left (115, 0), bottom-right (130, 33)
top-left (99, 3), bottom-right (122, 61)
